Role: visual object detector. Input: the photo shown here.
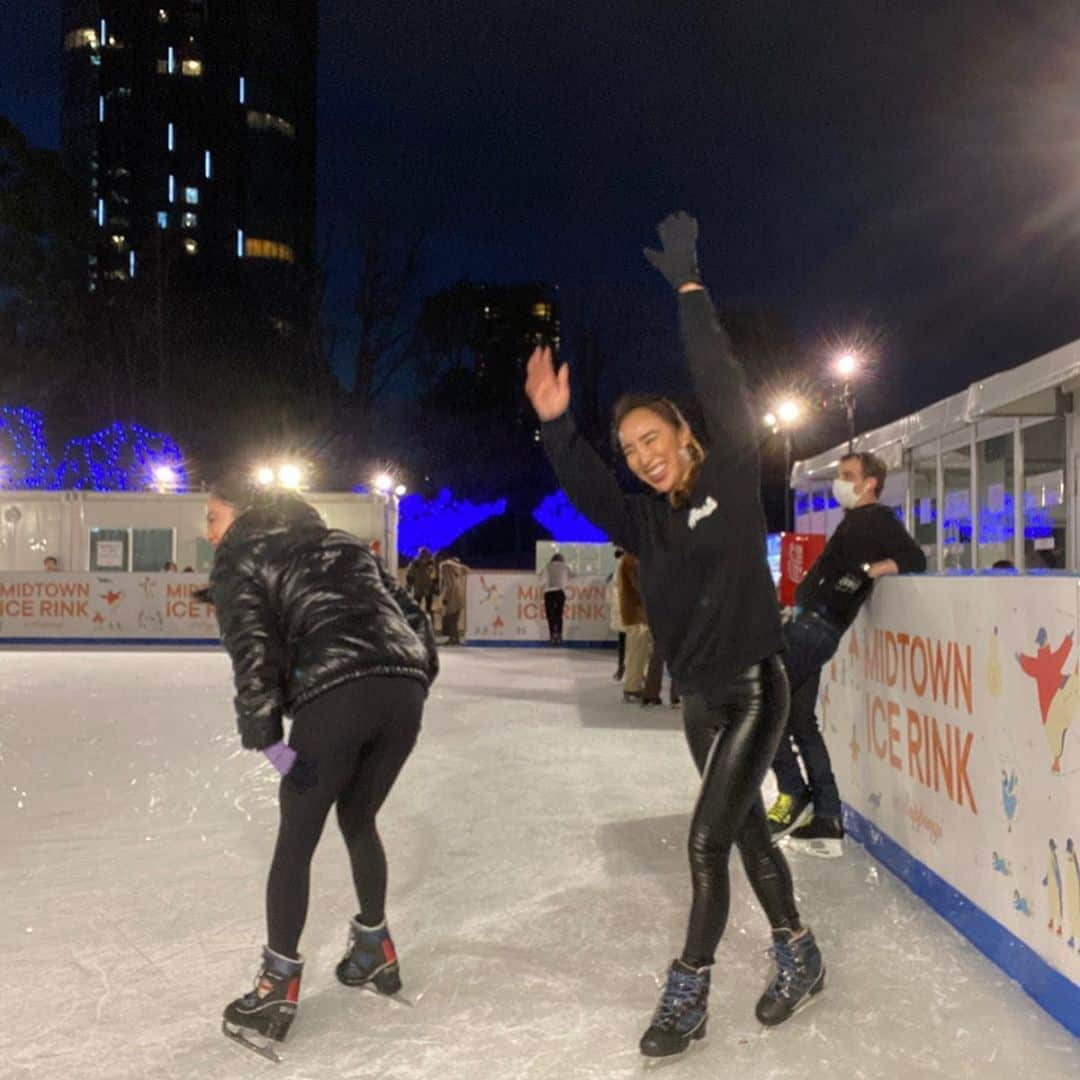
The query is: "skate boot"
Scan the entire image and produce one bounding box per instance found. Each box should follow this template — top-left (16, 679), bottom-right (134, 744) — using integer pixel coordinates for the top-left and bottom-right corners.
top-left (766, 791), bottom-right (813, 839)
top-left (335, 916), bottom-right (401, 994)
top-left (787, 813), bottom-right (844, 858)
top-left (639, 959), bottom-right (710, 1057)
top-left (222, 946), bottom-right (303, 1061)
top-left (755, 927), bottom-right (824, 1026)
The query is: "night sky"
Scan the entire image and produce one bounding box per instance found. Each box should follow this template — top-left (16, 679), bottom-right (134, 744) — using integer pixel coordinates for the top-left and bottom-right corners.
top-left (4, 1), bottom-right (1079, 452)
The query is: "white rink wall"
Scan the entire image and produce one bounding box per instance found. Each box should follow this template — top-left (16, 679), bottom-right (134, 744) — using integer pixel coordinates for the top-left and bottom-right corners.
top-left (827, 576), bottom-right (1080, 1034)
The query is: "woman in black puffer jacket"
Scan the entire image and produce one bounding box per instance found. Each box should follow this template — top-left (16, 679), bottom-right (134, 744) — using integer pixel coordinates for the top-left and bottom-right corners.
top-left (206, 479), bottom-right (437, 1056)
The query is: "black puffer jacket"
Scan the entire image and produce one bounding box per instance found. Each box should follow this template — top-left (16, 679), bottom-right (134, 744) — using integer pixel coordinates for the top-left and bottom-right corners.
top-left (209, 496), bottom-right (438, 750)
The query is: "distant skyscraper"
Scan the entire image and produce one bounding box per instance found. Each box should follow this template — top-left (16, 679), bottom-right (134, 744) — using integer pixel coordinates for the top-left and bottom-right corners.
top-left (60, 0), bottom-right (316, 331)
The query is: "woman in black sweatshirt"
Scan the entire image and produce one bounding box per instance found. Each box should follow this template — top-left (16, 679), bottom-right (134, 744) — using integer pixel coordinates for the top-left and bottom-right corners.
top-left (526, 213), bottom-right (823, 1058)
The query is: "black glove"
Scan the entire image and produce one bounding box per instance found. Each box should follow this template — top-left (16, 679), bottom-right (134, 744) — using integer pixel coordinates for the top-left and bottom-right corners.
top-left (644, 212), bottom-right (702, 290)
top-left (285, 754), bottom-right (319, 792)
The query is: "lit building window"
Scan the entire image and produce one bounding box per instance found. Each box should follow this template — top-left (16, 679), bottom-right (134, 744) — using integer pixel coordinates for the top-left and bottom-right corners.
top-left (244, 237), bottom-right (295, 263)
top-left (158, 8), bottom-right (169, 22)
top-left (239, 76), bottom-right (246, 104)
top-left (246, 110), bottom-right (295, 137)
top-left (156, 59), bottom-right (169, 74)
top-left (184, 187), bottom-right (199, 205)
top-left (129, 251), bottom-right (136, 278)
top-left (157, 211), bottom-right (168, 229)
top-left (531, 302), bottom-right (552, 320)
top-left (181, 212), bottom-right (197, 229)
top-left (236, 229), bottom-right (245, 257)
top-left (97, 199), bottom-right (105, 226)
top-left (183, 238), bottom-right (198, 255)
top-left (98, 96), bottom-right (105, 122)
top-left (64, 28), bottom-right (99, 50)
top-left (181, 59), bottom-right (203, 77)
top-left (168, 175), bottom-right (176, 203)
top-left (105, 269), bottom-right (129, 281)
top-left (168, 46), bottom-right (175, 73)
top-left (204, 150), bottom-right (212, 179)
top-left (110, 234), bottom-right (127, 251)
top-left (167, 122), bottom-right (175, 151)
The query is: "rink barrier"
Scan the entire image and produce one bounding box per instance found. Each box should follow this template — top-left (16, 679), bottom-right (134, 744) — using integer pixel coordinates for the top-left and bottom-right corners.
top-left (844, 804), bottom-right (1080, 1038)
top-left (0, 637), bottom-right (219, 647)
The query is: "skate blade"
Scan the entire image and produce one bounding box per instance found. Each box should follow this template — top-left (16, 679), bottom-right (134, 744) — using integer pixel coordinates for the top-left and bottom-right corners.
top-left (361, 983), bottom-right (416, 1007)
top-left (785, 836), bottom-right (843, 859)
top-left (222, 1020), bottom-right (282, 1064)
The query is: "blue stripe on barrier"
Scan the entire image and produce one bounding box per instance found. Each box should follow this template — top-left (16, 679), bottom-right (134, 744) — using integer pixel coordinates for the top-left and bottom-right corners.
top-left (843, 804), bottom-right (1080, 1038)
top-left (0, 638), bottom-right (220, 648)
top-left (462, 640), bottom-right (616, 650)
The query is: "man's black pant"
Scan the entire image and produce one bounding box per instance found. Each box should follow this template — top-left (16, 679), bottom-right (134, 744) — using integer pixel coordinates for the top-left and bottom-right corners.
top-left (544, 589), bottom-right (566, 641)
top-left (772, 611), bottom-right (843, 818)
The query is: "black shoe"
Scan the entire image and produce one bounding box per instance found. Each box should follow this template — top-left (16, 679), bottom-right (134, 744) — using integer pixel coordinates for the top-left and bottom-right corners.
top-left (639, 959), bottom-right (710, 1057)
top-left (755, 928), bottom-right (825, 1026)
top-left (787, 815), bottom-right (844, 858)
top-left (613, 667), bottom-right (625, 682)
top-left (765, 791), bottom-right (814, 840)
top-left (641, 697), bottom-right (663, 708)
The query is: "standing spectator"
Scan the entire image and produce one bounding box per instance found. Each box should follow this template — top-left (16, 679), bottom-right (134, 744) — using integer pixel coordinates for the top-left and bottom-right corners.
top-left (438, 552), bottom-right (468, 646)
top-left (617, 552), bottom-right (651, 702)
top-left (406, 547), bottom-right (438, 616)
top-left (539, 552), bottom-right (573, 644)
top-left (607, 549), bottom-right (627, 681)
top-left (162, 561), bottom-right (179, 572)
top-left (43, 556), bottom-right (60, 571)
top-left (642, 642), bottom-right (680, 708)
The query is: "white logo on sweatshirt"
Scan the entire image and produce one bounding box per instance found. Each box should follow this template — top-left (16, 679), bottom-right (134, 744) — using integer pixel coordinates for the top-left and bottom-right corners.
top-left (688, 496), bottom-right (718, 530)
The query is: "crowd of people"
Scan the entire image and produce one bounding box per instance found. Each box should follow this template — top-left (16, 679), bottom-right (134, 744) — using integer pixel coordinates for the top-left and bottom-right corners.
top-left (196, 211), bottom-right (933, 1063)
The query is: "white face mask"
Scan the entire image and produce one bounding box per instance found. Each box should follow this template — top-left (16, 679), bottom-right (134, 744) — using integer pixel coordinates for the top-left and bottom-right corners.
top-left (833, 478), bottom-right (861, 510)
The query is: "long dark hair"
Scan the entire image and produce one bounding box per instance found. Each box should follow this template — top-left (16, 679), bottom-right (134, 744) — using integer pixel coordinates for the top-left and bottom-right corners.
top-left (611, 394), bottom-right (706, 509)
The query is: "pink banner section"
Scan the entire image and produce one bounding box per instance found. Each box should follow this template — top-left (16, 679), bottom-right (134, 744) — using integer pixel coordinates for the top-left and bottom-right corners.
top-left (0, 573), bottom-right (217, 640)
top-left (826, 576), bottom-right (1080, 1018)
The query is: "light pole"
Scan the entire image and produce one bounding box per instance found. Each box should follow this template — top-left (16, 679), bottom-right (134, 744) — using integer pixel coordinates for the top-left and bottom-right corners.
top-left (835, 351), bottom-right (859, 452)
top-left (766, 398), bottom-right (804, 532)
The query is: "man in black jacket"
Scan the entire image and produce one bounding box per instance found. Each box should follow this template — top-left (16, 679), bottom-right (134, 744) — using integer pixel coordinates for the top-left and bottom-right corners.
top-left (768, 451), bottom-right (927, 856)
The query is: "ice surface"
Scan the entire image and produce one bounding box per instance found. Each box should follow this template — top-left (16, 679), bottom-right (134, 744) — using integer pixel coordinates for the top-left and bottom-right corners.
top-left (2, 648), bottom-right (1077, 1079)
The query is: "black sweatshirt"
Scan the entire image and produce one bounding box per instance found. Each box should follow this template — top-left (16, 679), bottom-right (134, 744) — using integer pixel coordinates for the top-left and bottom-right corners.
top-left (542, 289), bottom-right (781, 696)
top-left (795, 503), bottom-right (927, 629)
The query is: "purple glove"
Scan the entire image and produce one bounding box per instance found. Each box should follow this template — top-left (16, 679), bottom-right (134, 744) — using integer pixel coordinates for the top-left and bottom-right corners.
top-left (263, 740), bottom-right (318, 791)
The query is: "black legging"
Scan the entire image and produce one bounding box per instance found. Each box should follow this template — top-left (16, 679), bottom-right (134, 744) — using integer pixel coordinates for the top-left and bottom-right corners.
top-left (544, 589), bottom-right (566, 639)
top-left (266, 677), bottom-right (424, 958)
top-left (680, 656), bottom-right (800, 967)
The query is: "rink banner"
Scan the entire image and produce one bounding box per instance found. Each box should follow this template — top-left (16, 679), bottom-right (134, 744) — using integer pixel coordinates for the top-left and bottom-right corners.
top-left (825, 576), bottom-right (1080, 1034)
top-left (0, 573), bottom-right (218, 642)
top-left (465, 572), bottom-right (615, 643)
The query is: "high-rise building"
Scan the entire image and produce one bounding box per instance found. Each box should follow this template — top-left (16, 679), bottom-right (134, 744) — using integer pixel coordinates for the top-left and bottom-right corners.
top-left (60, 1), bottom-right (316, 332)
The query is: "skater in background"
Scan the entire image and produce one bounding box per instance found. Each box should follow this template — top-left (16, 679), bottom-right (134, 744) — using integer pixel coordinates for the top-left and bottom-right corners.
top-left (766, 450), bottom-right (926, 854)
top-left (204, 477), bottom-right (438, 1057)
top-left (617, 551), bottom-right (651, 702)
top-left (539, 552), bottom-right (572, 644)
top-left (607, 548), bottom-right (627, 680)
top-left (527, 212), bottom-right (822, 1058)
top-left (642, 641), bottom-right (680, 708)
top-left (406, 546), bottom-right (438, 616)
top-left (438, 551), bottom-right (469, 645)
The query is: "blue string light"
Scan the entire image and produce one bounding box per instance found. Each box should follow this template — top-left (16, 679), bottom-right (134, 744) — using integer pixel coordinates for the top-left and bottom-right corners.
top-left (0, 407), bottom-right (53, 488)
top-left (54, 422), bottom-right (188, 492)
top-left (388, 488), bottom-right (507, 557)
top-left (532, 490), bottom-right (608, 542)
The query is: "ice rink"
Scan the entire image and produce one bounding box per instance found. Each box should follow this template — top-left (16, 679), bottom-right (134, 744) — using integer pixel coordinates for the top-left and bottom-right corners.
top-left (4, 648), bottom-right (1078, 1079)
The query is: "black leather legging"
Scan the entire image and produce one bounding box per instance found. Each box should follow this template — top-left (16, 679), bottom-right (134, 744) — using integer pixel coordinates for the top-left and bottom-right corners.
top-left (680, 656), bottom-right (801, 967)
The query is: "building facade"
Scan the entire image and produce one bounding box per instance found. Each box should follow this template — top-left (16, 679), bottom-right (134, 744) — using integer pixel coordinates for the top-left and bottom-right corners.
top-left (60, 0), bottom-right (316, 331)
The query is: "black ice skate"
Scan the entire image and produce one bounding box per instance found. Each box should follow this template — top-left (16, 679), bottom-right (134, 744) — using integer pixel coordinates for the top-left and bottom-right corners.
top-left (336, 916), bottom-right (402, 994)
top-left (786, 813), bottom-right (844, 858)
top-left (639, 959), bottom-right (710, 1057)
top-left (755, 927), bottom-right (824, 1026)
top-left (222, 946), bottom-right (303, 1062)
